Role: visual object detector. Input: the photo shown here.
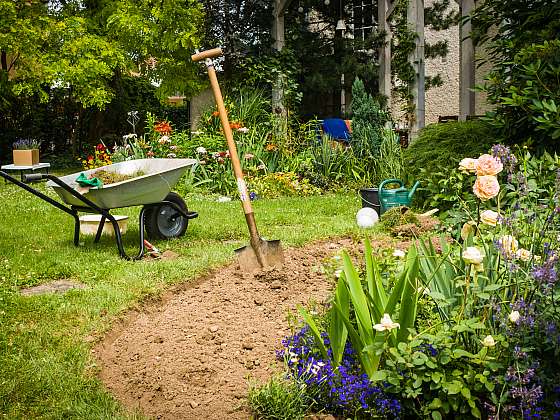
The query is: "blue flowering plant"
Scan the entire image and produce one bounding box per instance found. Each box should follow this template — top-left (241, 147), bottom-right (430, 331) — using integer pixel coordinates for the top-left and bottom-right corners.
top-left (276, 326), bottom-right (401, 418)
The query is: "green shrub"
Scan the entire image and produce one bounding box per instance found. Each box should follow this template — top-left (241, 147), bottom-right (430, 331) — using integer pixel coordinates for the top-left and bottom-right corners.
top-left (403, 121), bottom-right (498, 181)
top-left (247, 172), bottom-right (321, 198)
top-left (248, 376), bottom-right (307, 420)
top-left (351, 78), bottom-right (388, 159)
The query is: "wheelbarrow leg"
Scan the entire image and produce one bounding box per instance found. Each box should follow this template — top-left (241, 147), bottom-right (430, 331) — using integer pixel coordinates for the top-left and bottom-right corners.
top-left (94, 215), bottom-right (107, 243)
top-left (72, 212), bottom-right (81, 246)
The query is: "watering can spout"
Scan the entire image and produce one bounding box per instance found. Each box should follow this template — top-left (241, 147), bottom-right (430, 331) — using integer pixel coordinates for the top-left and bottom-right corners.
top-left (408, 181), bottom-right (421, 200)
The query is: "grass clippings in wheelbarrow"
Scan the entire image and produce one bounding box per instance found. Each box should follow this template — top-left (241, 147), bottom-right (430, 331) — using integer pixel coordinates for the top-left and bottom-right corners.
top-left (90, 169), bottom-right (146, 186)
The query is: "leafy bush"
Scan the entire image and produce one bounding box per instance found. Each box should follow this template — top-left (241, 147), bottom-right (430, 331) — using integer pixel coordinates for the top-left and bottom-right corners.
top-left (403, 121), bottom-right (498, 181)
top-left (350, 78), bottom-right (388, 159)
top-left (247, 172), bottom-right (321, 199)
top-left (471, 0), bottom-right (560, 148)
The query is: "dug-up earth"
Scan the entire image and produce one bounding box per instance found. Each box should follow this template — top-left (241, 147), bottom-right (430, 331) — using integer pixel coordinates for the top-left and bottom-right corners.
top-left (94, 237), bottom-right (399, 419)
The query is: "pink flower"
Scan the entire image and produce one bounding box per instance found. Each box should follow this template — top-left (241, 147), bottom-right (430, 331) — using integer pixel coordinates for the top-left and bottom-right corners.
top-left (476, 154), bottom-right (503, 176)
top-left (473, 175), bottom-right (500, 200)
top-left (244, 153), bottom-right (254, 160)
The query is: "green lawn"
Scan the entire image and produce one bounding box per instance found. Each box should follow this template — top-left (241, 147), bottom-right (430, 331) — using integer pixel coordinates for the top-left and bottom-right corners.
top-left (0, 179), bottom-right (365, 419)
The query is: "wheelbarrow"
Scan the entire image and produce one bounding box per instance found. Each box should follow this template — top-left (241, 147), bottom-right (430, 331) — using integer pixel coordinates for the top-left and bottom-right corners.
top-left (0, 158), bottom-right (199, 260)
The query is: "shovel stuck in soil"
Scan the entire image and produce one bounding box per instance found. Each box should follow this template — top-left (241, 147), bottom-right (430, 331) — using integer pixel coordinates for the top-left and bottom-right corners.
top-left (192, 48), bottom-right (284, 272)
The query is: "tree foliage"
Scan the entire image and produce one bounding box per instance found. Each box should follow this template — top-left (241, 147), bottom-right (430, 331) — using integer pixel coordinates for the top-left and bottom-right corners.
top-left (471, 0), bottom-right (560, 149)
top-left (0, 0), bottom-right (204, 108)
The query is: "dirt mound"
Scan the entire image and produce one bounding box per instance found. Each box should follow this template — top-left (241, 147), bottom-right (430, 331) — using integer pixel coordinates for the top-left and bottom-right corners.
top-left (94, 238), bottom-right (360, 419)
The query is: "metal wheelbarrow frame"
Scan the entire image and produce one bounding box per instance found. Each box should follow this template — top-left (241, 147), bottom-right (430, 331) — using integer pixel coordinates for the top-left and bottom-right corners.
top-left (0, 158), bottom-right (199, 260)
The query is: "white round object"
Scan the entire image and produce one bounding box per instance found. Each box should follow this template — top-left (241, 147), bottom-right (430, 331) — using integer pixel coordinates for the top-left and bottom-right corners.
top-left (298, 6), bottom-right (304, 12)
top-left (324, 0), bottom-right (330, 5)
top-left (356, 207), bottom-right (379, 229)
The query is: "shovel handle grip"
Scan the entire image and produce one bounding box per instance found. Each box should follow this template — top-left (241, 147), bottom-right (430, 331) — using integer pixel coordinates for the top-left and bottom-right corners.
top-left (191, 48), bottom-right (223, 62)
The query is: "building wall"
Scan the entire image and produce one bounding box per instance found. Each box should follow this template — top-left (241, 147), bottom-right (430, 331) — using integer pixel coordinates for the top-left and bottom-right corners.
top-left (424, 0), bottom-right (460, 124)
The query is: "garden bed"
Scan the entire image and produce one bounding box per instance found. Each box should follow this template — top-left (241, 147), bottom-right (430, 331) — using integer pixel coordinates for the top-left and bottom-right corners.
top-left (94, 237), bottom-right (402, 419)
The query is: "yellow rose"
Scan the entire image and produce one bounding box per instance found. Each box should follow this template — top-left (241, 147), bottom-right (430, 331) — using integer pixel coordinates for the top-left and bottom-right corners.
top-left (498, 235), bottom-right (519, 258)
top-left (515, 248), bottom-right (532, 262)
top-left (480, 210), bottom-right (500, 226)
top-left (463, 246), bottom-right (484, 265)
top-left (458, 158), bottom-right (478, 173)
top-left (461, 221), bottom-right (477, 240)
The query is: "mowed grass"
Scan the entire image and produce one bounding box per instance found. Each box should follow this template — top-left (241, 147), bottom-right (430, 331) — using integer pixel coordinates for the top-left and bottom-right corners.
top-left (0, 178), bottom-right (365, 419)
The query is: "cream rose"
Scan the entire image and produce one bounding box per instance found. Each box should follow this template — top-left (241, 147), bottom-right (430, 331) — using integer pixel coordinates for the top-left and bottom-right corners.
top-left (515, 248), bottom-right (532, 262)
top-left (480, 210), bottom-right (500, 226)
top-left (498, 235), bottom-right (519, 258)
top-left (473, 175), bottom-right (500, 201)
top-left (476, 154), bottom-right (503, 176)
top-left (460, 221), bottom-right (477, 240)
top-left (459, 158), bottom-right (478, 173)
top-left (463, 246), bottom-right (484, 265)
top-left (482, 335), bottom-right (496, 347)
top-left (509, 310), bottom-right (520, 323)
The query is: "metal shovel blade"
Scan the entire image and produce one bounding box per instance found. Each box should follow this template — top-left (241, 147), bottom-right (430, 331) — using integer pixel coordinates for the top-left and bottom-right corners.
top-left (235, 239), bottom-right (284, 272)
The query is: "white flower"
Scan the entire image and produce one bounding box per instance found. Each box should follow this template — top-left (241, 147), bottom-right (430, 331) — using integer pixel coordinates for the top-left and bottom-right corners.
top-left (480, 210), bottom-right (500, 227)
top-left (373, 313), bottom-right (400, 332)
top-left (123, 133), bottom-right (137, 140)
top-left (515, 248), bottom-right (532, 262)
top-left (482, 335), bottom-right (496, 347)
top-left (509, 310), bottom-right (520, 323)
top-left (217, 196), bottom-right (232, 203)
top-left (393, 249), bottom-right (406, 258)
top-left (458, 158), bottom-right (478, 173)
top-left (462, 247), bottom-right (484, 265)
top-left (237, 127), bottom-right (249, 133)
top-left (160, 135), bottom-right (170, 143)
top-left (196, 146), bottom-right (207, 154)
top-left (334, 269), bottom-right (342, 278)
top-left (356, 207), bottom-right (379, 229)
top-left (166, 153), bottom-right (176, 158)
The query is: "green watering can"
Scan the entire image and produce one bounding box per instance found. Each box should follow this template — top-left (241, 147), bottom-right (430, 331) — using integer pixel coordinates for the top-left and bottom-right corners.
top-left (378, 179), bottom-right (420, 214)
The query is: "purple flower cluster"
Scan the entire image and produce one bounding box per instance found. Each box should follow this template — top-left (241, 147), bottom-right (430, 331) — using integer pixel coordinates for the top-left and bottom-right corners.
top-left (531, 256), bottom-right (558, 288)
top-left (504, 364), bottom-right (544, 418)
top-left (492, 144), bottom-right (518, 182)
top-left (278, 327), bottom-right (401, 418)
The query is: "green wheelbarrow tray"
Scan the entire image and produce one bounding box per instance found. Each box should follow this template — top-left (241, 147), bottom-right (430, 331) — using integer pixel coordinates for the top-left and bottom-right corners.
top-left (378, 179), bottom-right (420, 214)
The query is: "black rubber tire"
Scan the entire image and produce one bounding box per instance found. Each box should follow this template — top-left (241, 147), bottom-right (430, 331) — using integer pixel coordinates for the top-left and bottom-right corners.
top-left (144, 192), bottom-right (188, 240)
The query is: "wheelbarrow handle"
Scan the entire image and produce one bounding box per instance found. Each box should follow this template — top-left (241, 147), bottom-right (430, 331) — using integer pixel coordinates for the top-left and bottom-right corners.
top-left (23, 173), bottom-right (47, 183)
top-left (191, 48), bottom-right (223, 62)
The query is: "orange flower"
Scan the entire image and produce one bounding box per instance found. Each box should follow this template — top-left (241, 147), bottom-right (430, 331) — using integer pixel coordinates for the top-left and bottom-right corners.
top-left (154, 121), bottom-right (172, 135)
top-left (229, 122), bottom-right (242, 130)
top-left (265, 143), bottom-right (278, 151)
top-left (212, 111), bottom-right (219, 117)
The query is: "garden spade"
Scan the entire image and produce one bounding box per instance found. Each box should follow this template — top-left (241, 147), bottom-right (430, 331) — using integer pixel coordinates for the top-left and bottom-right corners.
top-left (192, 48), bottom-right (284, 271)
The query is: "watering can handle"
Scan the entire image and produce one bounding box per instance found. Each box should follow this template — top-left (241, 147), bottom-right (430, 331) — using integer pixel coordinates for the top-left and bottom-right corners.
top-left (379, 179), bottom-right (404, 191)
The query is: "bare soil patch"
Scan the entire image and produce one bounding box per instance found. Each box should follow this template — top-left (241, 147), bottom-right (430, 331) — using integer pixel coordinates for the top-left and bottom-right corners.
top-left (20, 279), bottom-right (87, 296)
top-left (94, 237), bottom-right (400, 419)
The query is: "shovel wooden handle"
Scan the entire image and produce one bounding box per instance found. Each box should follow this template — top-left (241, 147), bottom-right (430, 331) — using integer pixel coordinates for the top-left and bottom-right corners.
top-left (191, 48), bottom-right (223, 62)
top-left (193, 49), bottom-right (266, 264)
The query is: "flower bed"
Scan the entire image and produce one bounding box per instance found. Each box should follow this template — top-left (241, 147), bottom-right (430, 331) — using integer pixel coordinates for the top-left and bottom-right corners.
top-left (250, 144), bottom-right (560, 419)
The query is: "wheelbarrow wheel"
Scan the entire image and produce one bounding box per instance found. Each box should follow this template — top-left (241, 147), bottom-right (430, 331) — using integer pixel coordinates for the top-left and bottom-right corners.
top-left (144, 192), bottom-right (188, 240)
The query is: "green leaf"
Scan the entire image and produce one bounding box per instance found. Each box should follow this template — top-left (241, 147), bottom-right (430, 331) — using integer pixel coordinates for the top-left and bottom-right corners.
top-left (431, 411), bottom-right (443, 420)
top-left (428, 398), bottom-right (443, 409)
top-left (329, 276), bottom-right (349, 366)
top-left (298, 307), bottom-right (328, 361)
